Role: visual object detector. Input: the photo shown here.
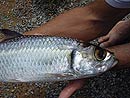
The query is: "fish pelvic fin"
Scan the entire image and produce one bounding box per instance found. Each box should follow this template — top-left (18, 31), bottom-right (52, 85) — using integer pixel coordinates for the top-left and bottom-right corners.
top-left (0, 29), bottom-right (22, 42)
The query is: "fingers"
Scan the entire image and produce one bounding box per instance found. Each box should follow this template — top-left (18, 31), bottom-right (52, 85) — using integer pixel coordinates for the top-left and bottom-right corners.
top-left (100, 41), bottom-right (112, 48)
top-left (59, 79), bottom-right (85, 98)
top-left (98, 35), bottom-right (110, 48)
top-left (98, 35), bottom-right (109, 43)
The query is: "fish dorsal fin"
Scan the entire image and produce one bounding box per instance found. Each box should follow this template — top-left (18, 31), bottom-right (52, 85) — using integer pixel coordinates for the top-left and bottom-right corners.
top-left (0, 29), bottom-right (22, 42)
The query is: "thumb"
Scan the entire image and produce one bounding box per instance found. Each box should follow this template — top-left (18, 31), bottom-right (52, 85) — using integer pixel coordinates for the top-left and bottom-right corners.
top-left (98, 35), bottom-right (109, 43)
top-left (59, 79), bottom-right (85, 98)
top-left (100, 40), bottom-right (112, 48)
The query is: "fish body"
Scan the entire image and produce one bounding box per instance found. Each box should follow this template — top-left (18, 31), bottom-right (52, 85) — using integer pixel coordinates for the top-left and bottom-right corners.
top-left (0, 30), bottom-right (118, 82)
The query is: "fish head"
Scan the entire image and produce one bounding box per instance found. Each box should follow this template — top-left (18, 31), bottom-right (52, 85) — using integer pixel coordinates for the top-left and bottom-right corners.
top-left (72, 44), bottom-right (118, 77)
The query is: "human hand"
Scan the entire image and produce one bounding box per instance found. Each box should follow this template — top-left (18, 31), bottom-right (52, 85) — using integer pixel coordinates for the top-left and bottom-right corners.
top-left (24, 0), bottom-right (130, 41)
top-left (24, 1), bottom-right (130, 98)
top-left (59, 79), bottom-right (85, 98)
top-left (99, 20), bottom-right (130, 48)
top-left (25, 7), bottom-right (112, 41)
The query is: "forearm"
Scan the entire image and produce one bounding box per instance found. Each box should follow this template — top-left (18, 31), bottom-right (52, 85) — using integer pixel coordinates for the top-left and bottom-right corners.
top-left (108, 43), bottom-right (130, 69)
top-left (43, 0), bottom-right (130, 34)
top-left (25, 0), bottom-right (130, 41)
top-left (25, 6), bottom-right (105, 40)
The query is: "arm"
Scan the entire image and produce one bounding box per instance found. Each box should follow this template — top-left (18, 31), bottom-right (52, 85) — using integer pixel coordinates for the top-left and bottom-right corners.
top-left (99, 20), bottom-right (130, 47)
top-left (24, 0), bottom-right (130, 98)
top-left (25, 0), bottom-right (130, 41)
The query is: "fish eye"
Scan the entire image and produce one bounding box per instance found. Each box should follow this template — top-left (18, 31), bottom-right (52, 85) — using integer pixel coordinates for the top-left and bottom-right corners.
top-left (94, 47), bottom-right (107, 61)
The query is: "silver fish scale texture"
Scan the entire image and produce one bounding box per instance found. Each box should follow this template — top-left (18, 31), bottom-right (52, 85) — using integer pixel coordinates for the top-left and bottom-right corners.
top-left (0, 36), bottom-right (80, 50)
top-left (0, 36), bottom-right (81, 81)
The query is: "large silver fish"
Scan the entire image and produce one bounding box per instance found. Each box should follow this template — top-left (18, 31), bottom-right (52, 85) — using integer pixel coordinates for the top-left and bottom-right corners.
top-left (0, 29), bottom-right (118, 82)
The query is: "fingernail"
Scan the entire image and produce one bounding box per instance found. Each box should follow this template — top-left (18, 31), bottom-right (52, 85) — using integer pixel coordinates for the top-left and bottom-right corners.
top-left (98, 37), bottom-right (104, 43)
top-left (58, 92), bottom-right (67, 98)
top-left (98, 38), bottom-right (101, 43)
top-left (58, 95), bottom-right (63, 98)
top-left (58, 95), bottom-right (66, 98)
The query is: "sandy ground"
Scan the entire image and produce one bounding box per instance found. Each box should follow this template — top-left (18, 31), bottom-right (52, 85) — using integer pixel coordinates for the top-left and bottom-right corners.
top-left (0, 0), bottom-right (130, 98)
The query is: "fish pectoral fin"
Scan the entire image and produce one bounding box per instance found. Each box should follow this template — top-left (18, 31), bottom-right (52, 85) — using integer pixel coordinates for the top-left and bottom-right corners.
top-left (0, 29), bottom-right (22, 42)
